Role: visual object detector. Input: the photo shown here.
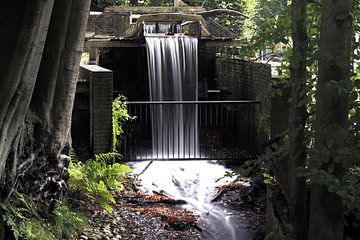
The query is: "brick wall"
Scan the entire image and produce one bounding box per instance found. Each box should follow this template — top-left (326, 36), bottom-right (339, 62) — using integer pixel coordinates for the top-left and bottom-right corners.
top-left (72, 64), bottom-right (113, 158)
top-left (214, 57), bottom-right (271, 100)
top-left (214, 57), bottom-right (272, 145)
top-left (198, 45), bottom-right (216, 99)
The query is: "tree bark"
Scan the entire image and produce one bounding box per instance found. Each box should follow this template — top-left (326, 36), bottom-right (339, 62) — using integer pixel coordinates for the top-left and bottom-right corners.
top-left (0, 0), bottom-right (90, 201)
top-left (308, 0), bottom-right (353, 239)
top-left (31, 0), bottom-right (91, 154)
top-left (0, 0), bottom-right (54, 200)
top-left (288, 0), bottom-right (308, 239)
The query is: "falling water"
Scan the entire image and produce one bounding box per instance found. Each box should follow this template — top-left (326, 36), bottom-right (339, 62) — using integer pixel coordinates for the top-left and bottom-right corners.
top-left (140, 26), bottom-right (253, 240)
top-left (146, 35), bottom-right (198, 159)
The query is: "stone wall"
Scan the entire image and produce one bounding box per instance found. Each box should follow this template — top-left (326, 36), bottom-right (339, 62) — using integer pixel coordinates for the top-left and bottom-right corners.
top-left (214, 57), bottom-right (271, 100)
top-left (72, 64), bottom-right (113, 159)
top-left (87, 12), bottom-right (130, 37)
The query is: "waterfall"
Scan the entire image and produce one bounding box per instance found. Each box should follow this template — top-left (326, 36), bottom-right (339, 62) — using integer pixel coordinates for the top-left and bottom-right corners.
top-left (146, 36), bottom-right (198, 159)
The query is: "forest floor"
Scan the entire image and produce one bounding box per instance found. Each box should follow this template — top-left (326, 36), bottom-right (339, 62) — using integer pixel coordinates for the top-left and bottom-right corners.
top-left (70, 177), bottom-right (266, 240)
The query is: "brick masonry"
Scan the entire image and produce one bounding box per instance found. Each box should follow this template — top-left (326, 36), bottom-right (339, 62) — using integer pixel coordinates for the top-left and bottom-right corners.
top-left (72, 64), bottom-right (113, 158)
top-left (214, 57), bottom-right (271, 100)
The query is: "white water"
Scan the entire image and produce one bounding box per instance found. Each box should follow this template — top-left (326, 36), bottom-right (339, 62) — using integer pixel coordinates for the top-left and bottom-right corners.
top-left (129, 161), bottom-right (253, 240)
top-left (146, 36), bottom-right (199, 159)
top-left (144, 32), bottom-right (252, 239)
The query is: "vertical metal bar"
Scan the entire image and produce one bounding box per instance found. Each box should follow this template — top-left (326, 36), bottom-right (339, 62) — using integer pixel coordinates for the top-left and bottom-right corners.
top-left (178, 104), bottom-right (180, 159)
top-left (191, 103), bottom-right (197, 159)
top-left (199, 104), bottom-right (202, 127)
top-left (161, 104), bottom-right (164, 160)
top-left (183, 106), bottom-right (185, 159)
top-left (226, 104), bottom-right (229, 127)
top-left (138, 104), bottom-right (142, 126)
top-left (188, 107), bottom-right (191, 159)
top-left (145, 104), bottom-right (148, 126)
top-left (215, 103), bottom-right (219, 127)
top-left (210, 104), bottom-right (213, 127)
top-left (156, 104), bottom-right (159, 160)
top-left (205, 103), bottom-right (208, 127)
top-left (172, 108), bottom-right (175, 159)
top-left (167, 119), bottom-right (170, 159)
top-left (145, 104), bottom-right (148, 160)
top-left (231, 105), bottom-right (234, 128)
top-left (220, 103), bottom-right (224, 128)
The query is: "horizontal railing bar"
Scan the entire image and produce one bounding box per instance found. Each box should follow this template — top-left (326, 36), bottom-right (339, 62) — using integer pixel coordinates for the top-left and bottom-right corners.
top-left (128, 100), bottom-right (261, 105)
top-left (122, 156), bottom-right (257, 162)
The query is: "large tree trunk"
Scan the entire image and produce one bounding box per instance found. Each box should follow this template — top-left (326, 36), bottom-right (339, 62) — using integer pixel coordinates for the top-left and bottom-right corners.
top-left (0, 0), bottom-right (90, 201)
top-left (0, 0), bottom-right (55, 200)
top-left (308, 0), bottom-right (353, 239)
top-left (288, 0), bottom-right (308, 239)
top-left (31, 0), bottom-right (91, 153)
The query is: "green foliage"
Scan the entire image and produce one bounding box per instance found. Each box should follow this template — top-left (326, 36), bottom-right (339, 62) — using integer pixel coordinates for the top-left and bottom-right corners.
top-left (0, 192), bottom-right (85, 240)
top-left (18, 220), bottom-right (56, 240)
top-left (68, 152), bottom-right (132, 213)
top-left (54, 202), bottom-right (87, 238)
top-left (112, 95), bottom-right (136, 151)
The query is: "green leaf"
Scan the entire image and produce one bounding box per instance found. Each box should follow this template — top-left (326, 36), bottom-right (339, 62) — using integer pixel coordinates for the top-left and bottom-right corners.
top-left (327, 163), bottom-right (335, 174)
top-left (326, 139), bottom-right (335, 149)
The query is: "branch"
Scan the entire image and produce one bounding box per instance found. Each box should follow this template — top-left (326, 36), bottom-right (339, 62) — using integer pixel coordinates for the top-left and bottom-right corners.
top-left (198, 9), bottom-right (248, 19)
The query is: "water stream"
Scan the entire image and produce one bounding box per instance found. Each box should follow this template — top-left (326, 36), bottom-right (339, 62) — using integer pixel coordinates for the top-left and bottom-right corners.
top-left (143, 29), bottom-right (253, 239)
top-left (128, 160), bottom-right (253, 240)
top-left (146, 35), bottom-right (199, 159)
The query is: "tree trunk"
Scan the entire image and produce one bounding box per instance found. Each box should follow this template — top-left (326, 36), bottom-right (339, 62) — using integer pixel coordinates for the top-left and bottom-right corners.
top-left (0, 0), bottom-right (90, 201)
top-left (308, 0), bottom-right (353, 239)
top-left (0, 0), bottom-right (54, 200)
top-left (31, 0), bottom-right (91, 153)
top-left (288, 0), bottom-right (308, 239)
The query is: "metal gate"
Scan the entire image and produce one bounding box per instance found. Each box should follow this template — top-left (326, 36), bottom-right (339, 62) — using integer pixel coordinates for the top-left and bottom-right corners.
top-left (118, 101), bottom-right (260, 161)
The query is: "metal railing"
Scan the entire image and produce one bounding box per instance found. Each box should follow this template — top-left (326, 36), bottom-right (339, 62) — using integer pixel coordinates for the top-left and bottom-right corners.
top-left (118, 101), bottom-right (260, 161)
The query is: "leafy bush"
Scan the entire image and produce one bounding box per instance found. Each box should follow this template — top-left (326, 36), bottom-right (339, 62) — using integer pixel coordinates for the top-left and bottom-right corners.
top-left (68, 151), bottom-right (132, 213)
top-left (112, 94), bottom-right (136, 151)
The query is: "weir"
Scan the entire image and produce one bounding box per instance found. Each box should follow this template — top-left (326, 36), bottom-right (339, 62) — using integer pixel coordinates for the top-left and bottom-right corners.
top-left (146, 34), bottom-right (199, 159)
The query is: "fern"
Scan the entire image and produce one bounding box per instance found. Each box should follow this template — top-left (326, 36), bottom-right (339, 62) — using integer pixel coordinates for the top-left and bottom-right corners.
top-left (54, 202), bottom-right (87, 238)
top-left (95, 152), bottom-right (122, 164)
top-left (18, 220), bottom-right (56, 240)
top-left (0, 192), bottom-right (85, 240)
top-left (68, 151), bottom-right (132, 213)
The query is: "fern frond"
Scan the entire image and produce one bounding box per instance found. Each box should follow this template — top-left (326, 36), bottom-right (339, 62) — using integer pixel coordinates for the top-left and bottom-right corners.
top-left (95, 152), bottom-right (122, 164)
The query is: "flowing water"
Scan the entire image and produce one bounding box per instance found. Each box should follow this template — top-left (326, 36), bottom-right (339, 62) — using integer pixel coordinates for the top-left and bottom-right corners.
top-left (128, 160), bottom-right (253, 240)
top-left (146, 35), bottom-right (199, 159)
top-left (142, 32), bottom-right (252, 239)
